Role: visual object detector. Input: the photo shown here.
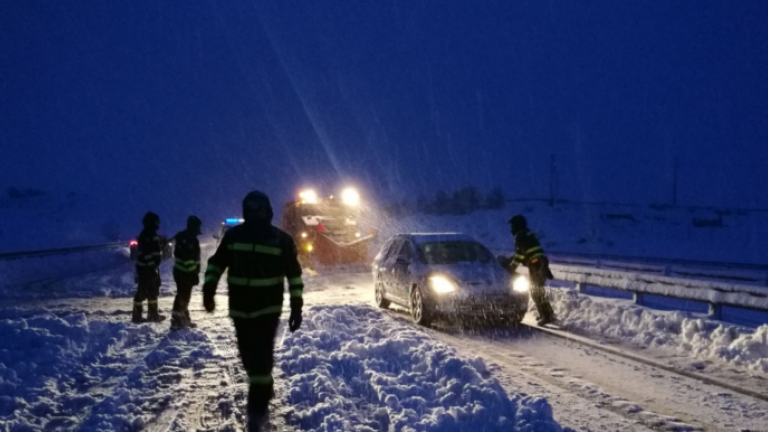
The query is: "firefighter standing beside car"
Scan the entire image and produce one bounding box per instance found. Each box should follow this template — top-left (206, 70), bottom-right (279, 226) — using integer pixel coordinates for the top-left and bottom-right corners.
top-left (202, 191), bottom-right (304, 432)
top-left (506, 214), bottom-right (556, 326)
top-left (171, 215), bottom-right (202, 329)
top-left (133, 211), bottom-right (166, 323)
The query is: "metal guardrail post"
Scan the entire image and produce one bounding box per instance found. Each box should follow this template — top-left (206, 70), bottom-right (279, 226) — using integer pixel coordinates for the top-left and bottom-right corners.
top-left (708, 303), bottom-right (722, 320)
top-left (633, 292), bottom-right (644, 306)
top-left (664, 265), bottom-right (673, 277)
top-left (577, 282), bottom-right (586, 294)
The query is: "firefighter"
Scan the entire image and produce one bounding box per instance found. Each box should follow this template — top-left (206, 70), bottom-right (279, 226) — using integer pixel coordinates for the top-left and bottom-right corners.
top-left (202, 191), bottom-right (303, 431)
top-left (507, 214), bottom-right (556, 325)
top-left (133, 211), bottom-right (166, 323)
top-left (171, 215), bottom-right (202, 329)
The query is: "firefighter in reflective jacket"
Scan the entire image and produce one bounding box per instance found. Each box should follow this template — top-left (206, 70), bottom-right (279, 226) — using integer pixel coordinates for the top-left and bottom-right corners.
top-left (133, 211), bottom-right (166, 323)
top-left (507, 214), bottom-right (556, 325)
top-left (203, 191), bottom-right (303, 431)
top-left (171, 215), bottom-right (202, 329)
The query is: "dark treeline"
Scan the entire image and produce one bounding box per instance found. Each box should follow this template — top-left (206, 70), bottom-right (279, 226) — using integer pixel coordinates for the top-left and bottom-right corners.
top-left (381, 187), bottom-right (505, 217)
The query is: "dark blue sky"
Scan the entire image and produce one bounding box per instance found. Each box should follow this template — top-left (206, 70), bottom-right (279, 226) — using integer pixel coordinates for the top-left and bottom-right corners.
top-left (2, 0), bottom-right (767, 221)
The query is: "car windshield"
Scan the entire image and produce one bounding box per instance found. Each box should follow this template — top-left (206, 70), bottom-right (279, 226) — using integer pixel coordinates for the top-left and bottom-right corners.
top-left (418, 241), bottom-right (494, 265)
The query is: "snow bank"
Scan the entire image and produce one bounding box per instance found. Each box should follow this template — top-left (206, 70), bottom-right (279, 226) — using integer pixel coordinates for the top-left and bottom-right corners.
top-left (0, 259), bottom-right (178, 301)
top-left (552, 289), bottom-right (768, 374)
top-left (0, 309), bottom-right (217, 431)
top-left (0, 248), bottom-right (130, 293)
top-left (279, 305), bottom-right (567, 432)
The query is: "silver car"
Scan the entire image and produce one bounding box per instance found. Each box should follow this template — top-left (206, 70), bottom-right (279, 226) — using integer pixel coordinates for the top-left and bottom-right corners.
top-left (372, 233), bottom-right (531, 326)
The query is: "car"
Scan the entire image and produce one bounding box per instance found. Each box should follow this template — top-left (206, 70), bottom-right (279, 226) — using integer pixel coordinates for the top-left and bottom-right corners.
top-left (372, 233), bottom-right (531, 327)
top-left (129, 240), bottom-right (138, 260)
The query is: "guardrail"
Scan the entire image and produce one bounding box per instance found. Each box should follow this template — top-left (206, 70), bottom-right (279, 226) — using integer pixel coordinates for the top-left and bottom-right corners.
top-left (548, 251), bottom-right (768, 286)
top-left (550, 264), bottom-right (768, 320)
top-left (548, 250), bottom-right (768, 270)
top-left (0, 242), bottom-right (127, 261)
top-left (488, 248), bottom-right (768, 287)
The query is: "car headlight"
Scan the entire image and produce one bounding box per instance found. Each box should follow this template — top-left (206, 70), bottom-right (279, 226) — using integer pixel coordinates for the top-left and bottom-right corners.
top-left (513, 276), bottom-right (530, 293)
top-left (429, 275), bottom-right (457, 294)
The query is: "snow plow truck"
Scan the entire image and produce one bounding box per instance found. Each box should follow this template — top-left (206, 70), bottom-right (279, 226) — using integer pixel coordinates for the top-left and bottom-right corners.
top-left (281, 188), bottom-right (377, 269)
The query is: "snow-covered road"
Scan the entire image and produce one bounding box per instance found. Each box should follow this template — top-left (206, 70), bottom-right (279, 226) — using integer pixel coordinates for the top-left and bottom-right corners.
top-left (3, 263), bottom-right (768, 431)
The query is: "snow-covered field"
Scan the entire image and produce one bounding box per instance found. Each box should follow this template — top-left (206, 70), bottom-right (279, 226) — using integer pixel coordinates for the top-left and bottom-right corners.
top-left (372, 202), bottom-right (768, 265)
top-left (3, 193), bottom-right (768, 266)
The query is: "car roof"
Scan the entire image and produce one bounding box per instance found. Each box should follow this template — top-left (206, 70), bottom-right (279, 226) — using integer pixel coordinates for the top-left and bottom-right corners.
top-left (399, 233), bottom-right (479, 245)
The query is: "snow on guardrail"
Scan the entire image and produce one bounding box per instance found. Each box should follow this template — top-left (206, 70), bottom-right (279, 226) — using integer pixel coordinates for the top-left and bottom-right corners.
top-left (549, 252), bottom-right (768, 287)
top-left (551, 264), bottom-right (768, 313)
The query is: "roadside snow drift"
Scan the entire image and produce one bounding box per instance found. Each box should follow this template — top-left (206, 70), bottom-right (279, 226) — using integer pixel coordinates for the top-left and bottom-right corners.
top-left (552, 289), bottom-right (768, 374)
top-left (279, 305), bottom-right (567, 432)
top-left (0, 308), bottom-right (218, 431)
top-left (0, 259), bottom-right (176, 301)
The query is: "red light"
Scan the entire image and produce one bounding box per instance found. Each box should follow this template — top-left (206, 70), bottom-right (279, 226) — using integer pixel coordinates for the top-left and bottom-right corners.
top-left (129, 240), bottom-right (138, 246)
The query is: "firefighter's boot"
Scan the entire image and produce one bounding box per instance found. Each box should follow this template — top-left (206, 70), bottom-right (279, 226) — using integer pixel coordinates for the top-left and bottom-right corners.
top-left (132, 302), bottom-right (145, 323)
top-left (247, 412), bottom-right (267, 432)
top-left (170, 311), bottom-right (187, 329)
top-left (147, 301), bottom-right (166, 323)
top-left (184, 310), bottom-right (197, 328)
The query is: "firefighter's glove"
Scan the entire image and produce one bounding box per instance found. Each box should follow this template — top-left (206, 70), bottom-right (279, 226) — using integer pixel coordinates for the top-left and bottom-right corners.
top-left (289, 311), bottom-right (302, 332)
top-left (289, 297), bottom-right (303, 332)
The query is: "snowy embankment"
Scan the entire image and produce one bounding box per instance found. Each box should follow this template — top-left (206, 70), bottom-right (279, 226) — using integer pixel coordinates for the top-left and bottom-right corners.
top-left (0, 308), bottom-right (219, 431)
top-left (0, 255), bottom-right (182, 301)
top-left (551, 289), bottom-right (768, 374)
top-left (279, 305), bottom-right (568, 432)
top-left (0, 248), bottom-right (132, 295)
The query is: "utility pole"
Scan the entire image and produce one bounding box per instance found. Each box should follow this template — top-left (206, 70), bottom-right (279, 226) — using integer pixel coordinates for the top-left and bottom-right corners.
top-left (549, 154), bottom-right (558, 207)
top-left (672, 157), bottom-right (680, 207)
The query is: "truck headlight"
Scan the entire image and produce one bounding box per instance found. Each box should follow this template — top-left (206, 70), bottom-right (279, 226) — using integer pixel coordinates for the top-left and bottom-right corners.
top-left (429, 275), bottom-right (457, 294)
top-left (513, 276), bottom-right (530, 293)
top-left (341, 187), bottom-right (360, 206)
top-left (299, 190), bottom-right (318, 204)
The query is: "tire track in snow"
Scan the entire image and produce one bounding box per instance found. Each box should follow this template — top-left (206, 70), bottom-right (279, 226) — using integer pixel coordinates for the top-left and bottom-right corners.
top-left (401, 312), bottom-right (768, 432)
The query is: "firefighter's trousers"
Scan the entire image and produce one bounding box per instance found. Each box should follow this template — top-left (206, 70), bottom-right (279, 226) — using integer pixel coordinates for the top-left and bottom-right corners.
top-left (133, 270), bottom-right (161, 321)
top-left (530, 283), bottom-right (555, 322)
top-left (233, 315), bottom-right (281, 424)
top-left (172, 272), bottom-right (197, 326)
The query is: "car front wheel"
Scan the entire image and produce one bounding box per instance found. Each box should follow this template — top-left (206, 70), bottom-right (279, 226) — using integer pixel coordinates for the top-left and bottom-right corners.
top-left (410, 287), bottom-right (432, 327)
